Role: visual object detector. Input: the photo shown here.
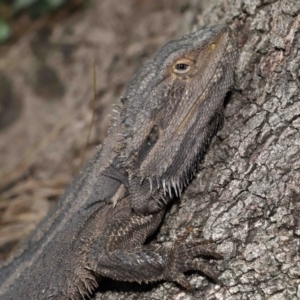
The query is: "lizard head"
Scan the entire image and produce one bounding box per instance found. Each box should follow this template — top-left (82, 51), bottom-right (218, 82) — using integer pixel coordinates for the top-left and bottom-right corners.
top-left (118, 25), bottom-right (238, 214)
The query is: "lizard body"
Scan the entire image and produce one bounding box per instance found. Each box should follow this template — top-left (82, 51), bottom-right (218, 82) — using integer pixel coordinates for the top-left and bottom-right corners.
top-left (0, 25), bottom-right (237, 300)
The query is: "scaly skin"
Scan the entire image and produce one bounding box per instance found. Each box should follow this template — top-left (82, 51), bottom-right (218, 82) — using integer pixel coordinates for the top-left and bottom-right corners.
top-left (0, 25), bottom-right (238, 300)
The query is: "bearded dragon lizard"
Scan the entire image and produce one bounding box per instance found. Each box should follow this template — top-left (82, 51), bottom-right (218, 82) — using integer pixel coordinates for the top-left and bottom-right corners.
top-left (0, 24), bottom-right (237, 300)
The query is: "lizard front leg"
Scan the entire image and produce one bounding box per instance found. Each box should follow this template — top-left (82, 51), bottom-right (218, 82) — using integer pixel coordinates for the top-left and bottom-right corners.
top-left (87, 206), bottom-right (222, 288)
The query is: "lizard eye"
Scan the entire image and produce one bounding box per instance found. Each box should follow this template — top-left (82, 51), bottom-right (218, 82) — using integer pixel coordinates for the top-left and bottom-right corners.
top-left (174, 63), bottom-right (190, 74)
top-left (175, 64), bottom-right (189, 72)
top-left (172, 59), bottom-right (193, 75)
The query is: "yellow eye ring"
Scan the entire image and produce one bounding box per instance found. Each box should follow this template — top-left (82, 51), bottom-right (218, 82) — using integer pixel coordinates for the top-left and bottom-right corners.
top-left (173, 63), bottom-right (191, 74)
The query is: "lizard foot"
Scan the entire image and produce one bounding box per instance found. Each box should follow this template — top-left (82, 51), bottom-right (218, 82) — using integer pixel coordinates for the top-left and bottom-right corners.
top-left (165, 239), bottom-right (223, 289)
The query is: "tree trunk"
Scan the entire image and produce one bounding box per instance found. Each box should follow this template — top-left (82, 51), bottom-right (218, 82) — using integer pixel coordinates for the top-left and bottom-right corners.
top-left (93, 0), bottom-right (300, 299)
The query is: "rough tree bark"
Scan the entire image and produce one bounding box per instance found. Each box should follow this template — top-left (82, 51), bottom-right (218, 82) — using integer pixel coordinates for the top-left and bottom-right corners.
top-left (93, 0), bottom-right (300, 299)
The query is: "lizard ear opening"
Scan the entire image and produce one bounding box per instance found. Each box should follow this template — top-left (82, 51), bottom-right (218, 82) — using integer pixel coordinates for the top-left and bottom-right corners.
top-left (147, 125), bottom-right (159, 145)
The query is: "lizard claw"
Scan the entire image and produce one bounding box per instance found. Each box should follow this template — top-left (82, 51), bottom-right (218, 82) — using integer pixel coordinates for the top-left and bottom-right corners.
top-left (174, 273), bottom-right (192, 290)
top-left (165, 239), bottom-right (223, 287)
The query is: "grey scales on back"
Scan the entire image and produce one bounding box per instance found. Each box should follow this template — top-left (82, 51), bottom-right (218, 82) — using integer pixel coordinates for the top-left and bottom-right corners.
top-left (0, 25), bottom-right (238, 300)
